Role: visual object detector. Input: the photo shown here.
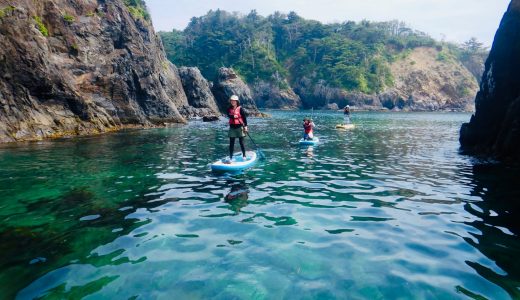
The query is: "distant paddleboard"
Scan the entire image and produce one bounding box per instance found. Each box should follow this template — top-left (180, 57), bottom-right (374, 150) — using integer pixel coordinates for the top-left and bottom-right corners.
top-left (299, 137), bottom-right (319, 146)
top-left (336, 124), bottom-right (355, 130)
top-left (211, 151), bottom-right (257, 172)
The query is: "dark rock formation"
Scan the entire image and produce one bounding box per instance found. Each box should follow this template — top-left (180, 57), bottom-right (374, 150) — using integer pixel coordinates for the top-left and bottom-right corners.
top-left (212, 68), bottom-right (263, 116)
top-left (323, 103), bottom-right (339, 110)
top-left (178, 67), bottom-right (220, 119)
top-left (460, 0), bottom-right (520, 161)
top-left (378, 89), bottom-right (407, 110)
top-left (0, 0), bottom-right (196, 142)
top-left (202, 116), bottom-right (219, 122)
top-left (252, 80), bottom-right (301, 109)
top-left (294, 78), bottom-right (384, 110)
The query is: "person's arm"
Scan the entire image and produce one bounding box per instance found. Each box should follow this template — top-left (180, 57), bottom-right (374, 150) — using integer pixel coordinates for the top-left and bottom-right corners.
top-left (228, 108), bottom-right (234, 119)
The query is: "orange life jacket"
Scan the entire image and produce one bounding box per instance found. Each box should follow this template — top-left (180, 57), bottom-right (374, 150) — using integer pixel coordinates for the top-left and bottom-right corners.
top-left (228, 106), bottom-right (244, 125)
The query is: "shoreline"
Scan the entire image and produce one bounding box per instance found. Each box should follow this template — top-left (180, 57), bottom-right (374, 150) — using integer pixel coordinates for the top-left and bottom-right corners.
top-left (0, 110), bottom-right (473, 146)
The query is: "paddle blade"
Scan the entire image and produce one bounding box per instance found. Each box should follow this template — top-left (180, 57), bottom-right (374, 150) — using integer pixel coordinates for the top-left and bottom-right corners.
top-left (257, 150), bottom-right (266, 160)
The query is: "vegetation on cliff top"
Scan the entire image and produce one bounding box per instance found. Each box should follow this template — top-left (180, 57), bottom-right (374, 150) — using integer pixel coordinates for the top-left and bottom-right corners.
top-left (124, 0), bottom-right (150, 21)
top-left (160, 10), bottom-right (487, 94)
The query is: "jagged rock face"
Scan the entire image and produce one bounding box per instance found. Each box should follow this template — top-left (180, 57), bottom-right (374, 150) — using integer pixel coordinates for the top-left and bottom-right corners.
top-left (460, 0), bottom-right (520, 161)
top-left (0, 0), bottom-right (189, 142)
top-left (178, 67), bottom-right (220, 119)
top-left (252, 80), bottom-right (302, 109)
top-left (212, 67), bottom-right (262, 116)
top-left (389, 47), bottom-right (478, 111)
top-left (294, 78), bottom-right (382, 109)
top-left (293, 78), bottom-right (344, 109)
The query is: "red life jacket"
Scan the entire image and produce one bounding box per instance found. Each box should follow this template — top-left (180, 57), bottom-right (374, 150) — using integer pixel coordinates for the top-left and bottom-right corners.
top-left (304, 122), bottom-right (313, 134)
top-left (228, 106), bottom-right (244, 125)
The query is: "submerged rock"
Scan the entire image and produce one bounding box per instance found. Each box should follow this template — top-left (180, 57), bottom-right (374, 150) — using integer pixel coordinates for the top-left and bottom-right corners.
top-left (212, 68), bottom-right (263, 116)
top-left (0, 0), bottom-right (193, 143)
top-left (460, 0), bottom-right (520, 161)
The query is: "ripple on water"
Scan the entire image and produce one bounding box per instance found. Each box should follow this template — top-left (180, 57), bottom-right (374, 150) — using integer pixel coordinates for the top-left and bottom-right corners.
top-left (1, 112), bottom-right (517, 299)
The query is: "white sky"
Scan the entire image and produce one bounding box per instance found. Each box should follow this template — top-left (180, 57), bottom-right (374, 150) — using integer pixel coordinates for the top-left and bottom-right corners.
top-left (145, 0), bottom-right (511, 47)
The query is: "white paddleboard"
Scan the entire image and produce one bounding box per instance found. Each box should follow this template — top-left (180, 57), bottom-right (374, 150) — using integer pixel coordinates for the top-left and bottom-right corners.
top-left (211, 151), bottom-right (258, 172)
top-left (299, 137), bottom-right (319, 146)
top-left (336, 124), bottom-right (355, 130)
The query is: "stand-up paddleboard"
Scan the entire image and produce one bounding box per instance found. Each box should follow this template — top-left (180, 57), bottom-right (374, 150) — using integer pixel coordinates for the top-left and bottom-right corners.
top-left (336, 124), bottom-right (355, 130)
top-left (299, 137), bottom-right (319, 146)
top-left (211, 151), bottom-right (258, 172)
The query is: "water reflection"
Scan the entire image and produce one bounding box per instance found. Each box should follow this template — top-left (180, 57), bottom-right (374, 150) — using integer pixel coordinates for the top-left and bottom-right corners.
top-left (304, 146), bottom-right (314, 158)
top-left (463, 164), bottom-right (520, 299)
top-left (224, 181), bottom-right (250, 213)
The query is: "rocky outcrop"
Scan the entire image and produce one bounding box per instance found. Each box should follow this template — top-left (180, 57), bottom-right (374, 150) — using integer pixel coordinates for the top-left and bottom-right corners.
top-left (212, 68), bottom-right (263, 116)
top-left (294, 78), bottom-right (388, 110)
top-left (389, 47), bottom-right (478, 111)
top-left (460, 0), bottom-right (520, 161)
top-left (252, 80), bottom-right (301, 109)
top-left (0, 0), bottom-right (210, 143)
top-left (178, 67), bottom-right (220, 119)
top-left (292, 47), bottom-right (478, 111)
top-left (202, 116), bottom-right (219, 122)
top-left (324, 103), bottom-right (339, 110)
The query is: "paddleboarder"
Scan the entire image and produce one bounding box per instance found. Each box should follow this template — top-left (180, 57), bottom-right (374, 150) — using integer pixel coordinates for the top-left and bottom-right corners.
top-left (303, 118), bottom-right (315, 140)
top-left (343, 105), bottom-right (351, 124)
top-left (225, 95), bottom-right (248, 163)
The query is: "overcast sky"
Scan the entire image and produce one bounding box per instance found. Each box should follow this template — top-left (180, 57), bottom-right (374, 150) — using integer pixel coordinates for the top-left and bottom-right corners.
top-left (145, 0), bottom-right (510, 46)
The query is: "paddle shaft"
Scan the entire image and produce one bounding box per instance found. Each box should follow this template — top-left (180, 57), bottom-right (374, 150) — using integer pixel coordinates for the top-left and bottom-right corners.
top-left (233, 110), bottom-right (264, 156)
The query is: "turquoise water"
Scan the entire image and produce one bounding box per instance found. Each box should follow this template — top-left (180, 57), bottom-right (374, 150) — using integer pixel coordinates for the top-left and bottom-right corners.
top-left (1, 111), bottom-right (519, 299)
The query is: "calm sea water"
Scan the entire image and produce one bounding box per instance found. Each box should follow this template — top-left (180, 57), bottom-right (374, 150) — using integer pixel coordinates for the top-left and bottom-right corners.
top-left (0, 111), bottom-right (519, 299)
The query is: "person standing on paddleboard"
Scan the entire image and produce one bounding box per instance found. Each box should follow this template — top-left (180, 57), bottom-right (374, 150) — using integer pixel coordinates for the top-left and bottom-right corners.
top-left (343, 105), bottom-right (351, 124)
top-left (226, 95), bottom-right (248, 163)
top-left (303, 118), bottom-right (315, 140)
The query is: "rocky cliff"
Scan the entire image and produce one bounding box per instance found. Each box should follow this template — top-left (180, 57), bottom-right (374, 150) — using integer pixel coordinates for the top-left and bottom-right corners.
top-left (0, 0), bottom-right (205, 143)
top-left (388, 47), bottom-right (478, 111)
top-left (252, 80), bottom-right (301, 109)
top-left (212, 68), bottom-right (263, 116)
top-left (293, 47), bottom-right (479, 111)
top-left (178, 67), bottom-right (220, 119)
top-left (460, 0), bottom-right (520, 161)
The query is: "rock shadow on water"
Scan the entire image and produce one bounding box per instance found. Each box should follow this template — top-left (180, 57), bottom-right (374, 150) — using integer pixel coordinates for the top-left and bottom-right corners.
top-left (461, 163), bottom-right (520, 299)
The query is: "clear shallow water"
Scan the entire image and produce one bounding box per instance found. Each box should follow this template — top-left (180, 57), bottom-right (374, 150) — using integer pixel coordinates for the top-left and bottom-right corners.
top-left (1, 111), bottom-right (519, 299)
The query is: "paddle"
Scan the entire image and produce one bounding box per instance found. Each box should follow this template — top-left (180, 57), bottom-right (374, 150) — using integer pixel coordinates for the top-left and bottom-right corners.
top-left (244, 130), bottom-right (266, 159)
top-left (237, 113), bottom-right (265, 159)
top-left (309, 107), bottom-right (316, 141)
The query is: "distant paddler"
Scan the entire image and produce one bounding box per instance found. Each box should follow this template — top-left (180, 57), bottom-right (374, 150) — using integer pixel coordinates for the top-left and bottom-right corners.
top-left (343, 105), bottom-right (351, 124)
top-left (302, 117), bottom-right (316, 141)
top-left (336, 105), bottom-right (355, 130)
